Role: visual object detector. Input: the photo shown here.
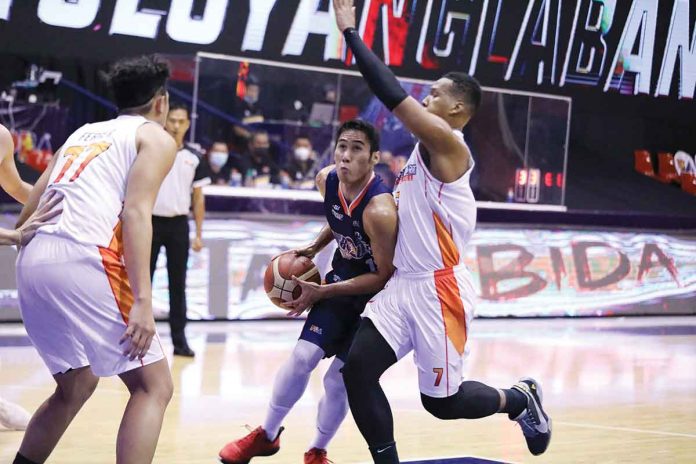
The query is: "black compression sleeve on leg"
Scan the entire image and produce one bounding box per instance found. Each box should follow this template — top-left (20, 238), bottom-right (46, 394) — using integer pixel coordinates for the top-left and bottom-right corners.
top-left (421, 380), bottom-right (502, 419)
top-left (14, 453), bottom-right (39, 464)
top-left (341, 318), bottom-right (398, 451)
top-left (343, 28), bottom-right (408, 111)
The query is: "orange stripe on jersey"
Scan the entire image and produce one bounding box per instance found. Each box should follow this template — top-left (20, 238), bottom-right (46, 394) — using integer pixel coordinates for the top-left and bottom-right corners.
top-left (435, 267), bottom-right (468, 355)
top-left (338, 175), bottom-right (375, 217)
top-left (433, 212), bottom-right (460, 268)
top-left (98, 221), bottom-right (134, 324)
top-left (338, 186), bottom-right (351, 216)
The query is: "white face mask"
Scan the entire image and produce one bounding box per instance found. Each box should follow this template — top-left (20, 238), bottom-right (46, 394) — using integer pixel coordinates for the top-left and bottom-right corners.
top-left (209, 151), bottom-right (229, 168)
top-left (294, 147), bottom-right (311, 161)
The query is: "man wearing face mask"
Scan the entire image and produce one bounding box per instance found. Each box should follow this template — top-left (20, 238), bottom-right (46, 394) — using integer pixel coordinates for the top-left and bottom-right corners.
top-left (243, 130), bottom-right (281, 186)
top-left (151, 102), bottom-right (211, 357)
top-left (206, 141), bottom-right (233, 185)
top-left (285, 136), bottom-right (318, 187)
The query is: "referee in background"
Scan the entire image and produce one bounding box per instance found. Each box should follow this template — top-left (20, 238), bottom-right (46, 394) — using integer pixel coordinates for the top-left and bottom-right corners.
top-left (152, 102), bottom-right (211, 357)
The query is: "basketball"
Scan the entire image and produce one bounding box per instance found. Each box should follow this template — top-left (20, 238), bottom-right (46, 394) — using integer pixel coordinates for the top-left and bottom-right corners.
top-left (264, 252), bottom-right (321, 309)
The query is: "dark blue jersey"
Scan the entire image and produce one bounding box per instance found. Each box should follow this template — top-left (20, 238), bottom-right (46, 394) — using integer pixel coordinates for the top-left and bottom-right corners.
top-left (324, 169), bottom-right (392, 281)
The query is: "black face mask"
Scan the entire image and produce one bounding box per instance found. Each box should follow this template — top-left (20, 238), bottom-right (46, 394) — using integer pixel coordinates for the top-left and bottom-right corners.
top-left (252, 147), bottom-right (269, 157)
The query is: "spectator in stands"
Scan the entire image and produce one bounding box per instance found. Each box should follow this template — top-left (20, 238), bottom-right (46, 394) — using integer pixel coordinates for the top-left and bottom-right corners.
top-left (234, 78), bottom-right (265, 125)
top-left (322, 84), bottom-right (337, 104)
top-left (285, 136), bottom-right (318, 188)
top-left (205, 141), bottom-right (233, 185)
top-left (231, 77), bottom-right (266, 148)
top-left (231, 131), bottom-right (281, 187)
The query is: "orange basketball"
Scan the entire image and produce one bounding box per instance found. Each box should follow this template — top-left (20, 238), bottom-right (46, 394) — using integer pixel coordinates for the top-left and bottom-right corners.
top-left (264, 252), bottom-right (321, 309)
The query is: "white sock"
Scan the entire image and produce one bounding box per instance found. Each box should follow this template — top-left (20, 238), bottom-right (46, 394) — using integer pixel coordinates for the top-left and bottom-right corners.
top-left (263, 340), bottom-right (324, 441)
top-left (310, 358), bottom-right (349, 450)
top-left (0, 396), bottom-right (31, 430)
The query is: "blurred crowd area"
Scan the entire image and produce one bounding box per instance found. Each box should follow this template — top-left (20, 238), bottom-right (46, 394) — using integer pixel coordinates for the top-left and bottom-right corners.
top-left (183, 57), bottom-right (422, 191)
top-left (192, 127), bottom-right (407, 191)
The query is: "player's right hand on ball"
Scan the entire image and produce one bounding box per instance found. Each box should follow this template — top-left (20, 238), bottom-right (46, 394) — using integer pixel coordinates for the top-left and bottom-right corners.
top-left (119, 300), bottom-right (156, 361)
top-left (273, 246), bottom-right (317, 261)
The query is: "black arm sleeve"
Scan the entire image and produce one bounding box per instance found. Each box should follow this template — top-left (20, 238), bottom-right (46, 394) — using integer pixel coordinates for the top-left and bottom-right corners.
top-left (343, 28), bottom-right (408, 111)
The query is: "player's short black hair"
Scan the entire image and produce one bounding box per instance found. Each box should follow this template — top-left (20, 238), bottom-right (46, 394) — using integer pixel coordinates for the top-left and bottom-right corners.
top-left (442, 72), bottom-right (482, 114)
top-left (336, 119), bottom-right (380, 153)
top-left (103, 55), bottom-right (170, 111)
top-left (168, 102), bottom-right (190, 119)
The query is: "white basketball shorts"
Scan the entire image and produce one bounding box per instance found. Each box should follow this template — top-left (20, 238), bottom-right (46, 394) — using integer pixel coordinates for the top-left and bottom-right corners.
top-left (363, 263), bottom-right (476, 397)
top-left (16, 233), bottom-right (165, 377)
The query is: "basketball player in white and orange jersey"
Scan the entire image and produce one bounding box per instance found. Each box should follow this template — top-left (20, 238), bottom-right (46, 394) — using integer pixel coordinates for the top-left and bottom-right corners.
top-left (333, 2), bottom-right (551, 463)
top-left (11, 55), bottom-right (177, 464)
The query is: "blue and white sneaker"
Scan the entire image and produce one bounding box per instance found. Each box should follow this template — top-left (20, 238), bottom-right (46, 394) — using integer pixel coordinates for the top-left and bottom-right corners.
top-left (511, 377), bottom-right (552, 455)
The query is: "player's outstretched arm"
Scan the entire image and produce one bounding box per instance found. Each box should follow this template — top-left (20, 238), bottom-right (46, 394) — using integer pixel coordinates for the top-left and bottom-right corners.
top-left (0, 125), bottom-right (32, 205)
top-left (333, 0), bottom-right (469, 173)
top-left (119, 124), bottom-right (176, 360)
top-left (0, 191), bottom-right (62, 246)
top-left (0, 227), bottom-right (18, 246)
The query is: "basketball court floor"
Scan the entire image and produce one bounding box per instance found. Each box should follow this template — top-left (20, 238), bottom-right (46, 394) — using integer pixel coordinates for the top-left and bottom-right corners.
top-left (1, 316), bottom-right (694, 463)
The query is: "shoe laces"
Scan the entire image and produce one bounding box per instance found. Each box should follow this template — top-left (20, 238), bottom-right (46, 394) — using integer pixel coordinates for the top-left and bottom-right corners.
top-left (518, 411), bottom-right (541, 437)
top-left (238, 425), bottom-right (265, 446)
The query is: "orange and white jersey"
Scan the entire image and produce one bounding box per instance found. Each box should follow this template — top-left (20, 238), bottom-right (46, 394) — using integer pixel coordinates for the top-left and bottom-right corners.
top-left (393, 130), bottom-right (476, 274)
top-left (39, 115), bottom-right (152, 248)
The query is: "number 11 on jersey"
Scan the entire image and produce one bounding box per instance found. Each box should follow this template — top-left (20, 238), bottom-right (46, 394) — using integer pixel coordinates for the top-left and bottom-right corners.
top-left (54, 142), bottom-right (112, 183)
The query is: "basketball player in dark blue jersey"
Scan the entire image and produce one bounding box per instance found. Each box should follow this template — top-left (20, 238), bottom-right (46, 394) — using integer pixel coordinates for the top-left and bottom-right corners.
top-left (219, 120), bottom-right (398, 464)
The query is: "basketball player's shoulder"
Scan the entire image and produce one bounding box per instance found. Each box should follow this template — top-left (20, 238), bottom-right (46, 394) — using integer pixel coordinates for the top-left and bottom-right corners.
top-left (315, 164), bottom-right (335, 196)
top-left (136, 122), bottom-right (176, 154)
top-left (364, 192), bottom-right (397, 223)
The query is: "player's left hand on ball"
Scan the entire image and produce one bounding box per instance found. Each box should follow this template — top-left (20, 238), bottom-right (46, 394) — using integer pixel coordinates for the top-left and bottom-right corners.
top-left (283, 276), bottom-right (323, 317)
top-left (119, 300), bottom-right (156, 361)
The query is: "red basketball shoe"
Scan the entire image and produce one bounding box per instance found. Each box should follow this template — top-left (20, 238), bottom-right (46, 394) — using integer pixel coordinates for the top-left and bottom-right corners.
top-left (219, 426), bottom-right (284, 464)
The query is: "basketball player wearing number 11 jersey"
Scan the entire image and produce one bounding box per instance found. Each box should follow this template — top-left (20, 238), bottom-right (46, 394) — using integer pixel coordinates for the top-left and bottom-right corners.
top-left (13, 55), bottom-right (177, 464)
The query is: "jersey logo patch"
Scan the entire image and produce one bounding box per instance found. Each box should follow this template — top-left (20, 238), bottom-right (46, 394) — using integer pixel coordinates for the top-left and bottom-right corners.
top-left (334, 232), bottom-right (372, 261)
top-left (395, 164), bottom-right (417, 187)
top-left (332, 208), bottom-right (344, 220)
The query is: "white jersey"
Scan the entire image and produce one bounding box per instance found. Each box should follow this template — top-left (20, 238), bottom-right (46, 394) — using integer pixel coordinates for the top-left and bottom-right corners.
top-left (152, 146), bottom-right (211, 217)
top-left (393, 130), bottom-right (476, 273)
top-left (39, 115), bottom-right (152, 248)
